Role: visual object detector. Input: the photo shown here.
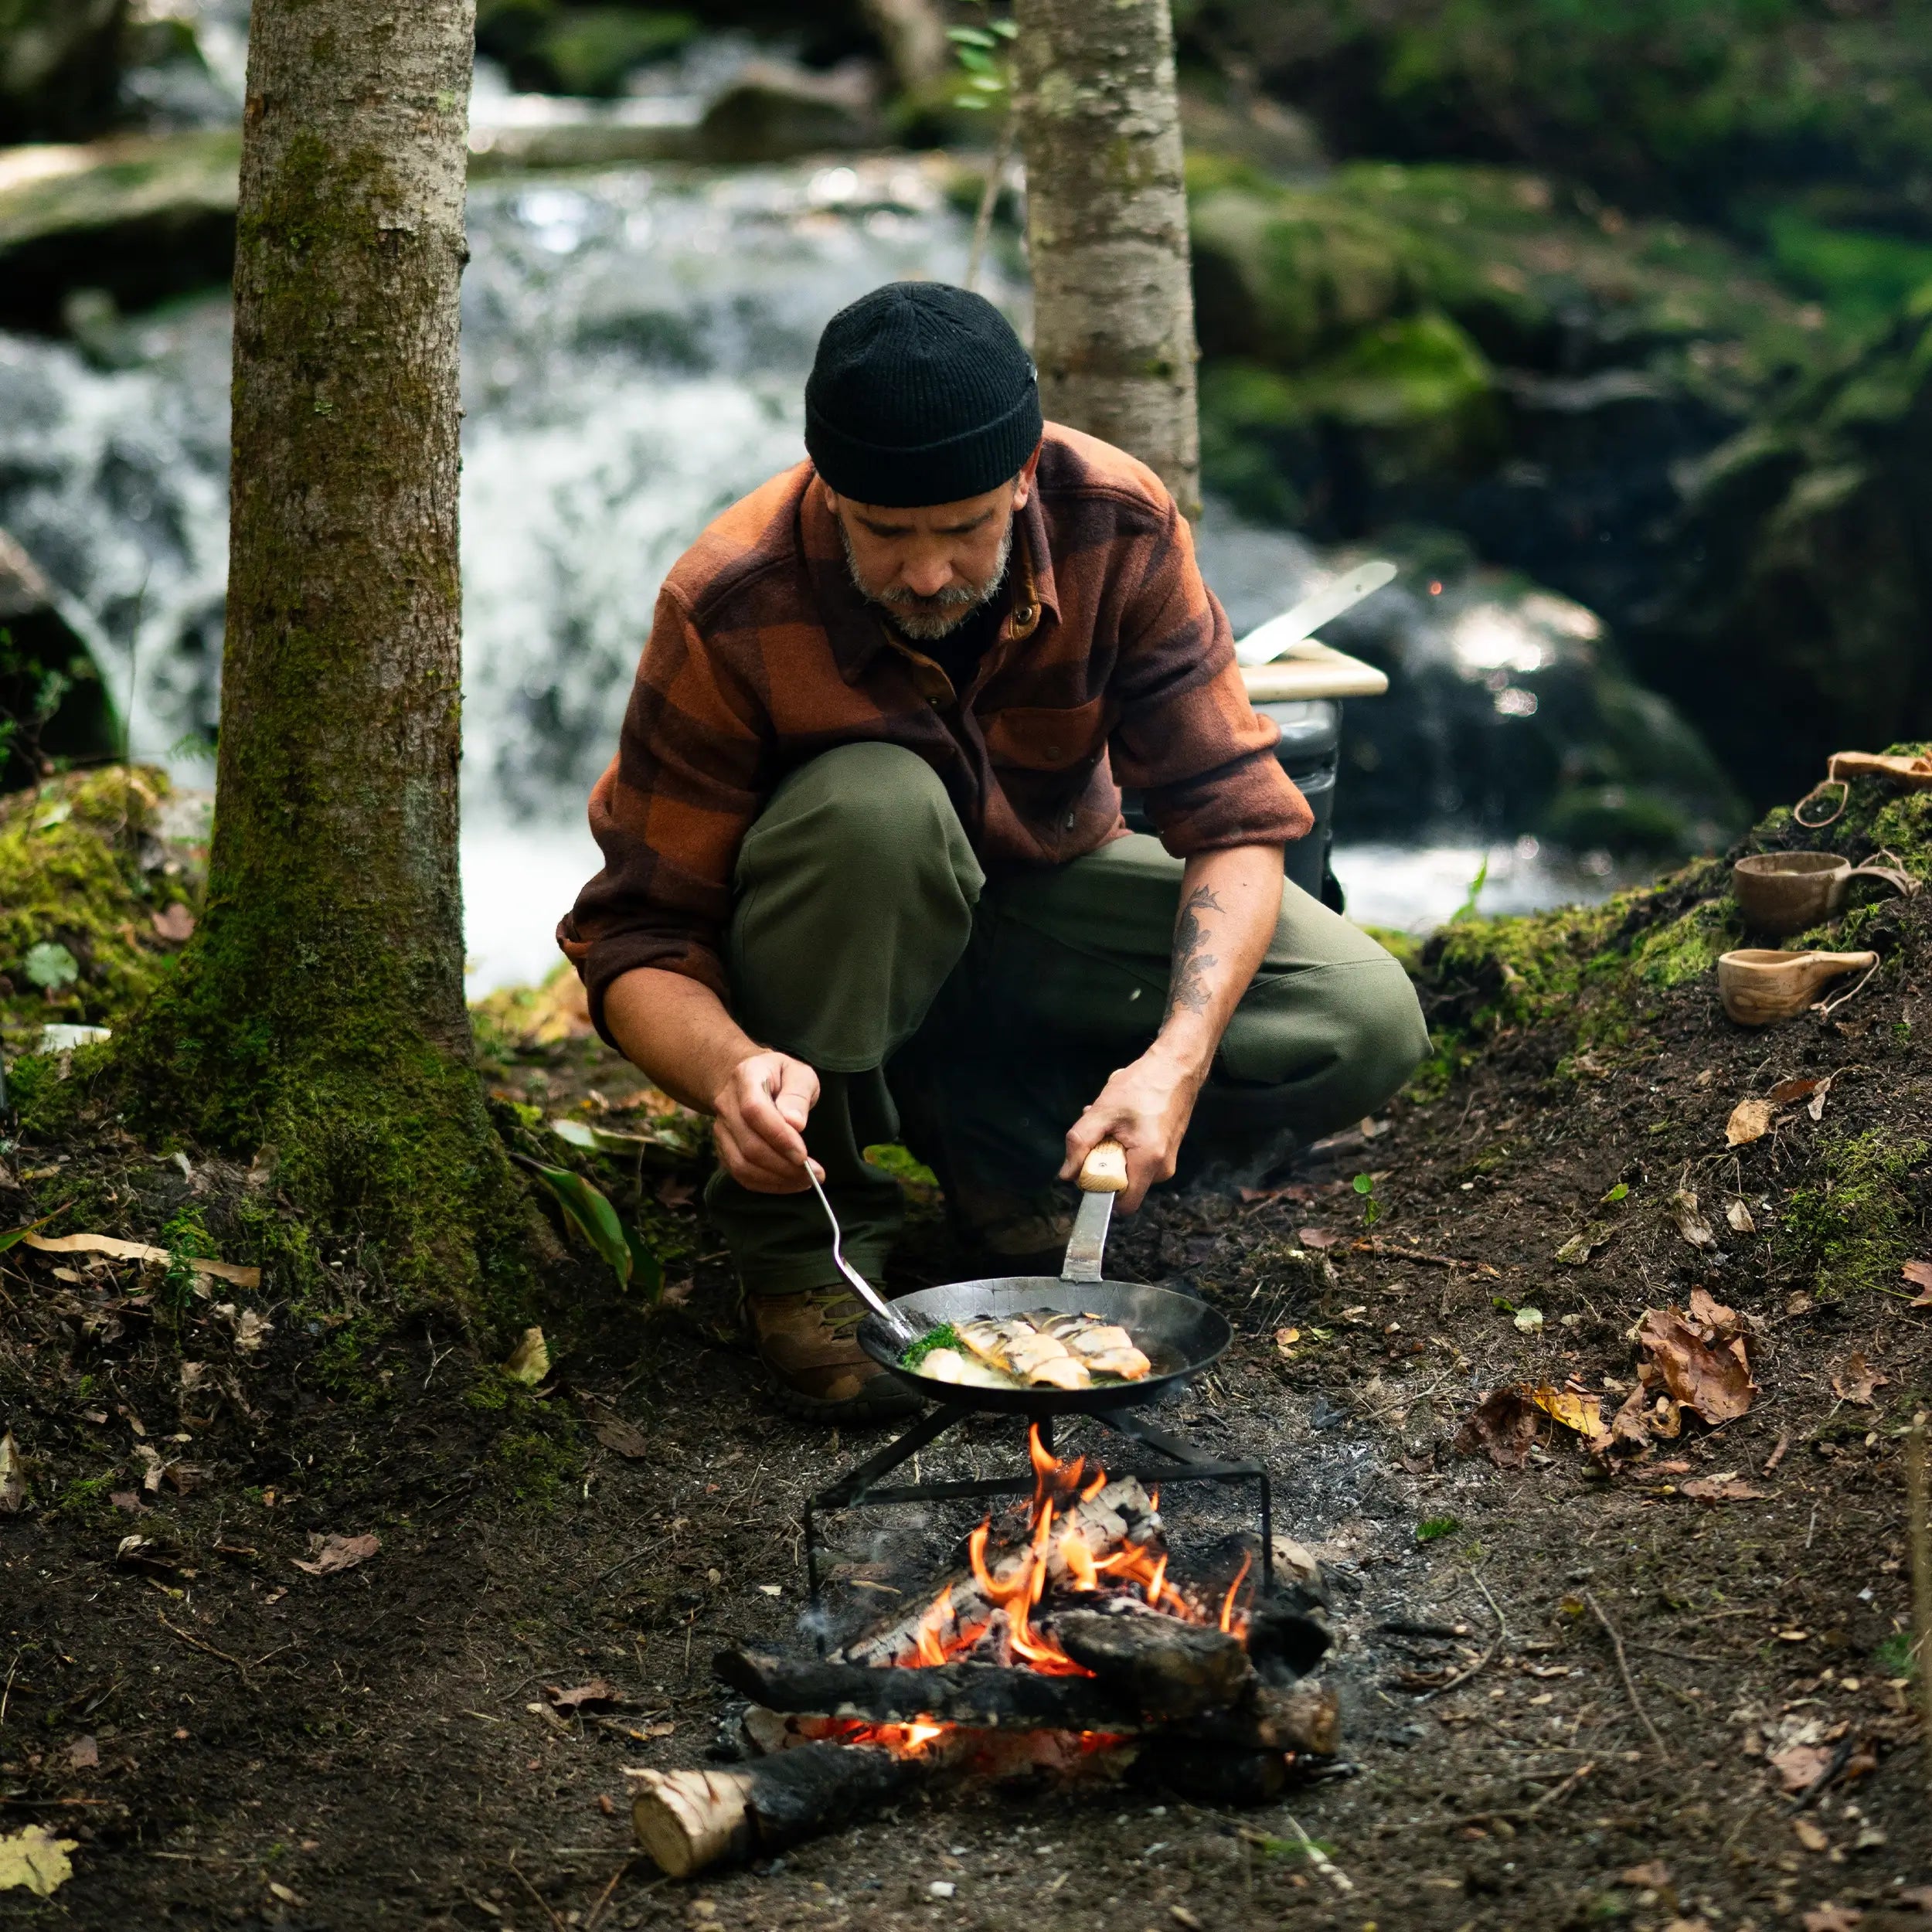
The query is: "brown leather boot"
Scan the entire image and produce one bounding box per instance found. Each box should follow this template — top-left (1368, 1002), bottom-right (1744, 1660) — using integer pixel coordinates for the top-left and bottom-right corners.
top-left (748, 1287), bottom-right (923, 1423)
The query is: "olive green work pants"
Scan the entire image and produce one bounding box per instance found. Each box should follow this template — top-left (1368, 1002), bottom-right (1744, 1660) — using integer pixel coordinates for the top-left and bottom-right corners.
top-left (704, 742), bottom-right (1430, 1292)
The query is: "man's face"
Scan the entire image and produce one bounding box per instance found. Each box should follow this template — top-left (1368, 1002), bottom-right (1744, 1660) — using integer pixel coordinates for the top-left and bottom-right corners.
top-left (828, 449), bottom-right (1040, 642)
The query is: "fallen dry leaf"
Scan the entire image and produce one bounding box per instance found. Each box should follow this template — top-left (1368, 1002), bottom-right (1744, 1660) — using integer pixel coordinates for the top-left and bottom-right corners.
top-left (150, 903), bottom-right (196, 943)
top-left (22, 1231), bottom-right (259, 1287)
top-left (590, 1414), bottom-right (651, 1459)
top-left (1554, 1223), bottom-right (1614, 1265)
top-left (1685, 1287), bottom-right (1747, 1341)
top-left (0, 1430), bottom-right (22, 1513)
top-left (1768, 1077), bottom-right (1822, 1106)
top-left (546, 1679), bottom-right (620, 1710)
top-left (660, 1277), bottom-right (695, 1308)
top-left (291, 1532), bottom-right (380, 1577)
top-left (1726, 1198), bottom-right (1757, 1234)
top-left (1529, 1385), bottom-right (1607, 1444)
top-left (1668, 1189), bottom-right (1716, 1250)
top-left (1621, 1860), bottom-right (1671, 1887)
top-left (502, 1327), bottom-right (549, 1385)
top-left (1806, 1076), bottom-right (1835, 1121)
top-left (1769, 1741), bottom-right (1834, 1793)
top-left (1679, 1477), bottom-right (1767, 1502)
top-left (1726, 1097), bottom-right (1774, 1147)
top-left (1454, 1386), bottom-right (1539, 1468)
top-left (66, 1736), bottom-right (97, 1770)
top-left (1832, 1352), bottom-right (1888, 1406)
top-left (1297, 1226), bottom-right (1340, 1250)
top-left (1791, 1818), bottom-right (1831, 1854)
top-left (1903, 1259), bottom-right (1932, 1308)
top-left (0, 1825), bottom-right (79, 1896)
top-left (1636, 1307), bottom-right (1756, 1425)
top-left (232, 1308), bottom-right (273, 1355)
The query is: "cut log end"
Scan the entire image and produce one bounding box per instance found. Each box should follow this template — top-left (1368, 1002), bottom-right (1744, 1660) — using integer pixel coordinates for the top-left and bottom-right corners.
top-left (630, 1767), bottom-right (753, 1879)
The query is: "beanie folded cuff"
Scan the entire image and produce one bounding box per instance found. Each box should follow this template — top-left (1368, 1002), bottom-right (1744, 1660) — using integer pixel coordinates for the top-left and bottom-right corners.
top-left (805, 386), bottom-right (1044, 508)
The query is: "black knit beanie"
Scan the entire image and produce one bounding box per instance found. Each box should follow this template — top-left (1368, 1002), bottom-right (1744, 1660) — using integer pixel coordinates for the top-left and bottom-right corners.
top-left (804, 282), bottom-right (1043, 507)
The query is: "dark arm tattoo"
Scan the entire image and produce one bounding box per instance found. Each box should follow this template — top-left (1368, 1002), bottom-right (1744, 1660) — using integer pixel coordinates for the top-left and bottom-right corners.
top-left (1165, 886), bottom-right (1225, 1019)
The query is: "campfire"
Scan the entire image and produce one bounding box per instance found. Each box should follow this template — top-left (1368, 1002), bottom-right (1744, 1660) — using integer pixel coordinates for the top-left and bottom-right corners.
top-left (629, 1426), bottom-right (1339, 1878)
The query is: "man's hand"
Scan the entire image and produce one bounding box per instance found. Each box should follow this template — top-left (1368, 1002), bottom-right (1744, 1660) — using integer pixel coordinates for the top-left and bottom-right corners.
top-left (1061, 1046), bottom-right (1202, 1213)
top-left (1060, 841), bottom-right (1285, 1214)
top-left (602, 968), bottom-right (822, 1192)
top-left (711, 1050), bottom-right (821, 1192)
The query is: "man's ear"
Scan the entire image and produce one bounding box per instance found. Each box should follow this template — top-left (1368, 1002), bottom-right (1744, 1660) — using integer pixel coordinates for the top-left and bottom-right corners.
top-left (1010, 440), bottom-right (1045, 512)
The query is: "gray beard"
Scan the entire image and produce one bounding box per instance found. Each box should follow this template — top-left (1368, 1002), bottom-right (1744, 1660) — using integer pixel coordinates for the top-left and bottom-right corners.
top-left (842, 520), bottom-right (1013, 642)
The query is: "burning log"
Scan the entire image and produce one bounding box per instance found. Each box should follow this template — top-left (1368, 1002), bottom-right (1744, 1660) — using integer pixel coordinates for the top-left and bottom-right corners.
top-left (714, 1651), bottom-right (1341, 1757)
top-left (1049, 1607), bottom-right (1252, 1722)
top-left (629, 1741), bottom-right (937, 1879)
top-left (835, 1476), bottom-right (1162, 1668)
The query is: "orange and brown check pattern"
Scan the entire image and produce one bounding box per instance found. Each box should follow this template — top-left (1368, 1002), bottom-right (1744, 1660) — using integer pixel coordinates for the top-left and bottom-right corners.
top-left (558, 422), bottom-right (1312, 1036)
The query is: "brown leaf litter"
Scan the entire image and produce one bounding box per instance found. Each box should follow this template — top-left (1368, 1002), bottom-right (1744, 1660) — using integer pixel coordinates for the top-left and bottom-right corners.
top-left (291, 1532), bottom-right (381, 1577)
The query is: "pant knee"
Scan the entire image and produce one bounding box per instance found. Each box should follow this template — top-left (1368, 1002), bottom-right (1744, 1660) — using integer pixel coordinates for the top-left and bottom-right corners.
top-left (1326, 957), bottom-right (1431, 1115)
top-left (741, 743), bottom-right (978, 902)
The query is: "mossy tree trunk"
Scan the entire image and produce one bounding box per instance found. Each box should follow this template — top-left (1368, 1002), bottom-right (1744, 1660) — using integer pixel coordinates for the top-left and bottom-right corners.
top-left (1012, 0), bottom-right (1200, 515)
top-left (121, 0), bottom-right (525, 1319)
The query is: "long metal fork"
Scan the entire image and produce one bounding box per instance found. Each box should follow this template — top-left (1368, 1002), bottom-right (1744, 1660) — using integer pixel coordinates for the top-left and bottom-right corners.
top-left (804, 1165), bottom-right (922, 1348)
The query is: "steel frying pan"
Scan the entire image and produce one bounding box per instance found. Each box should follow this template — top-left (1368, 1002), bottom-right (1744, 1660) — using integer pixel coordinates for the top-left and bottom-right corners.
top-left (856, 1139), bottom-right (1231, 1417)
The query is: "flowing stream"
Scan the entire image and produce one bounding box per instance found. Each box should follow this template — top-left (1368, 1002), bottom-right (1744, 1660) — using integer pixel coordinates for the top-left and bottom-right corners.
top-left (0, 142), bottom-right (1625, 992)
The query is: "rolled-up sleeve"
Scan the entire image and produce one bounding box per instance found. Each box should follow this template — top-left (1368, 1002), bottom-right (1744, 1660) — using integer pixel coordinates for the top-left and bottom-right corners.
top-left (1107, 498), bottom-right (1313, 855)
top-left (557, 587), bottom-right (769, 1043)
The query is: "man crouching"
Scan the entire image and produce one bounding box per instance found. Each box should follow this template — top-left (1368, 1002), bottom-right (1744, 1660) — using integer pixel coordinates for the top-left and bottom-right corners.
top-left (560, 282), bottom-right (1427, 1420)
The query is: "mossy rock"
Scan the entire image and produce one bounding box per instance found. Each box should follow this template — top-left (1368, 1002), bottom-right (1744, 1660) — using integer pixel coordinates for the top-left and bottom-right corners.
top-left (0, 764), bottom-right (203, 1048)
top-left (1642, 301), bottom-right (1932, 811)
top-left (1413, 742), bottom-right (1931, 1090)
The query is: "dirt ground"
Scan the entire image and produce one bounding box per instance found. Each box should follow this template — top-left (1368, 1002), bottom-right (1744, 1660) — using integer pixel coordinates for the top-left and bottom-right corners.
top-left (4, 813), bottom-right (1932, 1930)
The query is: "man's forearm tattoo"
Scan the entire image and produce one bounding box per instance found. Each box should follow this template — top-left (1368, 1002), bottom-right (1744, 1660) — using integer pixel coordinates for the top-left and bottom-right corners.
top-left (1165, 886), bottom-right (1225, 1019)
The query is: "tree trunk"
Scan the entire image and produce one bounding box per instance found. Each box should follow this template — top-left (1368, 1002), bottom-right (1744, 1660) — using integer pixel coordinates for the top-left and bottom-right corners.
top-left (118, 0), bottom-right (524, 1315)
top-left (1012, 0), bottom-right (1200, 515)
top-left (857, 0), bottom-right (951, 94)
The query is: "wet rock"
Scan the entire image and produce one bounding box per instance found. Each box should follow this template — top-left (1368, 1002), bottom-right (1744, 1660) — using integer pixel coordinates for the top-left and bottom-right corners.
top-left (1195, 511), bottom-right (1744, 857)
top-left (0, 129), bottom-right (238, 332)
top-left (694, 60), bottom-right (878, 165)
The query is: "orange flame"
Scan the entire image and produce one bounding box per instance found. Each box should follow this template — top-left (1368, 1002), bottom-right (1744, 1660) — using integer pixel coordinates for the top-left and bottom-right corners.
top-left (1218, 1549), bottom-right (1254, 1635)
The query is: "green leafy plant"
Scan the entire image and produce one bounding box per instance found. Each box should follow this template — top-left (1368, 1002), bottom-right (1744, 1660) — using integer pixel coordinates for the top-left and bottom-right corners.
top-left (1449, 852), bottom-right (1491, 923)
top-left (1415, 1515), bottom-right (1461, 1543)
top-left (23, 941), bottom-right (79, 992)
top-left (1352, 1171), bottom-right (1380, 1228)
top-left (947, 9), bottom-right (1016, 114)
top-left (517, 1157), bottom-right (663, 1301)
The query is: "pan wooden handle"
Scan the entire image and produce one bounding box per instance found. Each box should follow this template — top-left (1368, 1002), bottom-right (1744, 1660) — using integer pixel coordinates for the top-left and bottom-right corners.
top-left (1078, 1138), bottom-right (1129, 1193)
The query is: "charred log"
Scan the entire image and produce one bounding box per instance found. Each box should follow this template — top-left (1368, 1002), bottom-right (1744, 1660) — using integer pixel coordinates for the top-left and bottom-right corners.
top-left (630, 1742), bottom-right (935, 1879)
top-left (716, 1649), bottom-right (1139, 1732)
top-left (1048, 1608), bottom-right (1253, 1722)
top-left (714, 1652), bottom-right (1340, 1756)
top-left (1245, 1590), bottom-right (1335, 1685)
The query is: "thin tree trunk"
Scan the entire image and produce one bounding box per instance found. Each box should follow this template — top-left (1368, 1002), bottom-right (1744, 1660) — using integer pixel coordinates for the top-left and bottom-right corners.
top-left (858, 0), bottom-right (951, 94)
top-left (119, 0), bottom-right (525, 1312)
top-left (1012, 0), bottom-right (1200, 515)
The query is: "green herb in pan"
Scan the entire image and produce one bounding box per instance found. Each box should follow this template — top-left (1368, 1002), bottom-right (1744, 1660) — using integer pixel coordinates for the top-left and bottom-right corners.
top-left (899, 1321), bottom-right (960, 1370)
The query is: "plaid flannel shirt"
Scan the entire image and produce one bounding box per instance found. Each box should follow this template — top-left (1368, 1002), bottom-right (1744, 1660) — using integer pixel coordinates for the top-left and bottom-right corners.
top-left (559, 422), bottom-right (1311, 1039)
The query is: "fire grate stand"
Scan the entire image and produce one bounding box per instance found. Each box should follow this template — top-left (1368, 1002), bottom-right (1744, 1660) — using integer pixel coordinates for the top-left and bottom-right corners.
top-left (801, 1403), bottom-right (1274, 1655)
